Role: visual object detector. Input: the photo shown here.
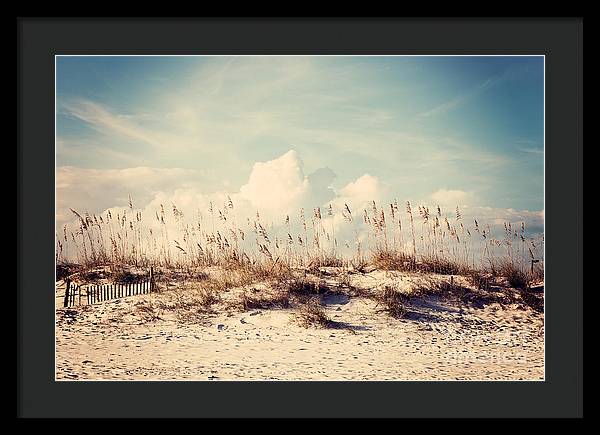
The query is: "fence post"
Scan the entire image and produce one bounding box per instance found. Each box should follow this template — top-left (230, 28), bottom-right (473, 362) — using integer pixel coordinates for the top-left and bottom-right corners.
top-left (63, 279), bottom-right (71, 308)
top-left (530, 259), bottom-right (539, 274)
top-left (150, 267), bottom-right (154, 293)
top-left (78, 285), bottom-right (82, 305)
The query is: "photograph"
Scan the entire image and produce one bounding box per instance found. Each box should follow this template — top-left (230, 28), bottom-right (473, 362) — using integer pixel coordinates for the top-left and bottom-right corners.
top-left (54, 55), bottom-right (545, 381)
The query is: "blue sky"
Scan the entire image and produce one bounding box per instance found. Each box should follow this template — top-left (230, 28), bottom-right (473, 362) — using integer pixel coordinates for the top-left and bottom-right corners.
top-left (56, 56), bottom-right (544, 233)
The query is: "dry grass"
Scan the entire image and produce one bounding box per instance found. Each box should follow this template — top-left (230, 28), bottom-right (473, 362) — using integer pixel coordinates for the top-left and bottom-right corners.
top-left (294, 299), bottom-right (331, 328)
top-left (133, 300), bottom-right (162, 323)
top-left (371, 249), bottom-right (471, 276)
top-left (410, 274), bottom-right (532, 309)
top-left (371, 249), bottom-right (414, 271)
top-left (58, 199), bottom-right (543, 302)
top-left (281, 276), bottom-right (332, 297)
top-left (78, 269), bottom-right (109, 283)
top-left (496, 261), bottom-right (531, 290)
top-left (468, 270), bottom-right (493, 291)
top-left (236, 287), bottom-right (291, 311)
top-left (411, 276), bottom-right (471, 303)
top-left (520, 288), bottom-right (544, 313)
top-left (375, 285), bottom-right (408, 318)
top-left (155, 284), bottom-right (221, 323)
top-left (112, 268), bottom-right (148, 284)
top-left (308, 255), bottom-right (345, 269)
top-left (350, 257), bottom-right (369, 273)
top-left (418, 256), bottom-right (471, 275)
top-left (56, 263), bottom-right (80, 281)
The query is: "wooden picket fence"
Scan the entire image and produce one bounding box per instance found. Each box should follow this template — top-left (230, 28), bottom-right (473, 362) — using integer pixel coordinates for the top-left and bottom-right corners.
top-left (63, 267), bottom-right (155, 308)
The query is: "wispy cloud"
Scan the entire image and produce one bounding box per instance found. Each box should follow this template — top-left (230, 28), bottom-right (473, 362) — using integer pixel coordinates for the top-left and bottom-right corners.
top-left (414, 64), bottom-right (532, 120)
top-left (517, 147), bottom-right (544, 155)
top-left (415, 77), bottom-right (497, 120)
top-left (62, 99), bottom-right (164, 147)
top-left (514, 139), bottom-right (543, 155)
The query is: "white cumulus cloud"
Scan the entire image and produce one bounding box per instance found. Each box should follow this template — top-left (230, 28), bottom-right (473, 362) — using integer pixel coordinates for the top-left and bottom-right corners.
top-left (240, 150), bottom-right (310, 216)
top-left (430, 188), bottom-right (472, 206)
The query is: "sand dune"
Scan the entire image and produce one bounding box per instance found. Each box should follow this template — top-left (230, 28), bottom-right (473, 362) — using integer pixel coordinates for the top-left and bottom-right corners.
top-left (55, 268), bottom-right (544, 381)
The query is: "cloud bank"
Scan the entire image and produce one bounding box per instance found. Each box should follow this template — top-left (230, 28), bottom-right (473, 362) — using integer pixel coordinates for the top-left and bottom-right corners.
top-left (57, 150), bottom-right (544, 263)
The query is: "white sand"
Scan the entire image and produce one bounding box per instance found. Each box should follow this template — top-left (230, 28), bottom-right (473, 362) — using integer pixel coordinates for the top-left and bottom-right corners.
top-left (55, 269), bottom-right (544, 381)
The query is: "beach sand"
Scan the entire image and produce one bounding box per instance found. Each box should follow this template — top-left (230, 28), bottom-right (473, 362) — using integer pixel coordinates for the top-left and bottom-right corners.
top-left (55, 269), bottom-right (544, 381)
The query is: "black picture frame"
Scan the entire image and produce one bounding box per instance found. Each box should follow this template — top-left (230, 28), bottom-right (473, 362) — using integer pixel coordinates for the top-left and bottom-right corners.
top-left (17, 17), bottom-right (583, 418)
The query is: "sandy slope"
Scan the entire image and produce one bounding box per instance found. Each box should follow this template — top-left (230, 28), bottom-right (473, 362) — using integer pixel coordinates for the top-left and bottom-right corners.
top-left (55, 269), bottom-right (544, 381)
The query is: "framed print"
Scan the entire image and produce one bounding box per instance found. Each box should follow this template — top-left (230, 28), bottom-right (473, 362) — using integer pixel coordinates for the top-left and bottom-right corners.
top-left (18, 17), bottom-right (583, 418)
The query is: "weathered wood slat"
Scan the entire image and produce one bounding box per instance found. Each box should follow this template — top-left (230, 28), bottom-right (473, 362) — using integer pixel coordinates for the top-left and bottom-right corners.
top-left (63, 280), bottom-right (70, 307)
